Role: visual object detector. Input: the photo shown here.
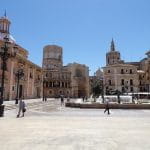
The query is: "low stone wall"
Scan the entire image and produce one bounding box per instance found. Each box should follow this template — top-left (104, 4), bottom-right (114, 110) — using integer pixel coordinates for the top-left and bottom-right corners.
top-left (65, 102), bottom-right (150, 109)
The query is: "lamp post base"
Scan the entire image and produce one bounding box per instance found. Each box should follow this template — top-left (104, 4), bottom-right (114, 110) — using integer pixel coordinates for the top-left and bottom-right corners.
top-left (0, 105), bottom-right (5, 117)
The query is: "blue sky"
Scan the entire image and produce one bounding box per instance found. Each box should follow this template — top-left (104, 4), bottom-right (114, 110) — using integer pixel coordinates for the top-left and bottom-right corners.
top-left (1, 0), bottom-right (150, 75)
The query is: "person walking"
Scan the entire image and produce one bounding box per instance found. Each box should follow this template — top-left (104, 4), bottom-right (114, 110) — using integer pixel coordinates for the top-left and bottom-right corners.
top-left (67, 96), bottom-right (70, 102)
top-left (104, 98), bottom-right (110, 115)
top-left (44, 96), bottom-right (47, 102)
top-left (17, 99), bottom-right (26, 117)
top-left (60, 95), bottom-right (64, 106)
top-left (82, 96), bottom-right (85, 102)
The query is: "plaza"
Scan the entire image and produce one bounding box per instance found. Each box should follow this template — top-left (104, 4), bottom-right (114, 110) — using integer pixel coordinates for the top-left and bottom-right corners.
top-left (0, 1), bottom-right (150, 149)
top-left (1, 98), bottom-right (150, 150)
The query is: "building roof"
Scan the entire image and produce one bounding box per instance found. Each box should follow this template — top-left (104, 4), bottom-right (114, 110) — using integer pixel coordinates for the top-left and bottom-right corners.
top-left (145, 50), bottom-right (150, 55)
top-left (102, 63), bottom-right (136, 69)
top-left (0, 33), bottom-right (16, 43)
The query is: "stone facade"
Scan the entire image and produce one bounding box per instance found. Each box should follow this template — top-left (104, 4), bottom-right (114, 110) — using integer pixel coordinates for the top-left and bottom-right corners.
top-left (102, 39), bottom-right (150, 94)
top-left (42, 45), bottom-right (71, 97)
top-left (0, 14), bottom-right (42, 100)
top-left (67, 63), bottom-right (90, 98)
top-left (42, 45), bottom-right (90, 98)
top-left (103, 64), bottom-right (139, 93)
top-left (139, 51), bottom-right (150, 91)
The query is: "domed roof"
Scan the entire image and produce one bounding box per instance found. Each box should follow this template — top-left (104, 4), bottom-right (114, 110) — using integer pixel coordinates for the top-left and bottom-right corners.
top-left (0, 12), bottom-right (14, 43)
top-left (0, 32), bottom-right (16, 43)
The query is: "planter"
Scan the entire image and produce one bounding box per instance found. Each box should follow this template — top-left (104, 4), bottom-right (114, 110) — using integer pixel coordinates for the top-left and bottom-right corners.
top-left (0, 105), bottom-right (5, 117)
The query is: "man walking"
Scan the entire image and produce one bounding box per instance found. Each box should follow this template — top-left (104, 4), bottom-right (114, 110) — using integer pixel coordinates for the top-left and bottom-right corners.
top-left (60, 95), bottom-right (64, 106)
top-left (17, 99), bottom-right (26, 117)
top-left (104, 98), bottom-right (110, 115)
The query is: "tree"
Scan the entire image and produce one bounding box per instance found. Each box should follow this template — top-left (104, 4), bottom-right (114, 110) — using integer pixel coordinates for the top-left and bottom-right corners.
top-left (91, 78), bottom-right (103, 98)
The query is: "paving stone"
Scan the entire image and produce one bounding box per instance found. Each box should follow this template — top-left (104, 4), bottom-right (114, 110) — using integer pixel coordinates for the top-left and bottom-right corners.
top-left (1, 98), bottom-right (150, 150)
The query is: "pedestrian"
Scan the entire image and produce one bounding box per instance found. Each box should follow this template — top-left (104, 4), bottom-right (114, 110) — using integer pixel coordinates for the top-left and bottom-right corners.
top-left (67, 96), bottom-right (70, 102)
top-left (42, 97), bottom-right (45, 102)
top-left (104, 98), bottom-right (110, 115)
top-left (82, 96), bottom-right (85, 102)
top-left (60, 95), bottom-right (64, 106)
top-left (85, 97), bottom-right (88, 101)
top-left (22, 101), bottom-right (26, 117)
top-left (17, 99), bottom-right (26, 117)
top-left (45, 97), bottom-right (47, 102)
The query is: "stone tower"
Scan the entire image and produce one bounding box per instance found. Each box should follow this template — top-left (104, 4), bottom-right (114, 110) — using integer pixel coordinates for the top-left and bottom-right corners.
top-left (0, 11), bottom-right (16, 43)
top-left (0, 11), bottom-right (10, 34)
top-left (42, 45), bottom-right (63, 70)
top-left (106, 39), bottom-right (121, 66)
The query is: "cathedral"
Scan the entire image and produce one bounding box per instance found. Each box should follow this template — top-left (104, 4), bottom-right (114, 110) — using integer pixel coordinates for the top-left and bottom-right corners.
top-left (0, 13), bottom-right (43, 100)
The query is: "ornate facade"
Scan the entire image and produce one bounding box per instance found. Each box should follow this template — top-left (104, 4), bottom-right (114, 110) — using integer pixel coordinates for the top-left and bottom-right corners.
top-left (0, 14), bottom-right (42, 100)
top-left (42, 45), bottom-right (71, 97)
top-left (103, 39), bottom-right (150, 94)
top-left (67, 63), bottom-right (89, 98)
top-left (42, 45), bottom-right (90, 98)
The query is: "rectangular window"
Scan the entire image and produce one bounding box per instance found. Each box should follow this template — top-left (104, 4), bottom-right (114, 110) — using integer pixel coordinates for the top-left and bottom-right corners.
top-left (121, 79), bottom-right (124, 85)
top-left (122, 87), bottom-right (125, 92)
top-left (109, 80), bottom-right (111, 85)
top-left (12, 86), bottom-right (15, 91)
top-left (49, 82), bottom-right (52, 87)
top-left (30, 72), bottom-right (33, 78)
top-left (62, 82), bottom-right (64, 87)
top-left (130, 87), bottom-right (133, 92)
top-left (121, 69), bottom-right (124, 74)
top-left (130, 79), bottom-right (133, 85)
top-left (108, 70), bottom-right (110, 73)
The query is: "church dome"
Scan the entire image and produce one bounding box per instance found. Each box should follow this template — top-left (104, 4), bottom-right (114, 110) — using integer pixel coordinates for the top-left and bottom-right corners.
top-left (0, 12), bottom-right (16, 43)
top-left (0, 32), bottom-right (16, 43)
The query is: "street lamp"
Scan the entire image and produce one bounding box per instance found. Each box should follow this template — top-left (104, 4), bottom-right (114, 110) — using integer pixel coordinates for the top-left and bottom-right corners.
top-left (0, 36), bottom-right (18, 117)
top-left (15, 68), bottom-right (24, 104)
top-left (42, 76), bottom-right (47, 101)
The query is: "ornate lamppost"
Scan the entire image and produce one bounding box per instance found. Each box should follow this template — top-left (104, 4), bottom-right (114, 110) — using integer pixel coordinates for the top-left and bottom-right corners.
top-left (42, 76), bottom-right (47, 101)
top-left (0, 36), bottom-right (18, 117)
top-left (15, 68), bottom-right (24, 104)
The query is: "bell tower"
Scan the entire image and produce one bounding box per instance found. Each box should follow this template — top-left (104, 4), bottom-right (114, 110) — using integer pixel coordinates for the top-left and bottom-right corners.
top-left (0, 11), bottom-right (11, 34)
top-left (106, 39), bottom-right (121, 66)
top-left (42, 45), bottom-right (63, 70)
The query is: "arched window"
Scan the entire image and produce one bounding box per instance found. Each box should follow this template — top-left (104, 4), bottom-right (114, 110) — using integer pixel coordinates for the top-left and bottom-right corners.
top-left (46, 82), bottom-right (48, 87)
top-left (108, 80), bottom-right (111, 85)
top-left (49, 90), bottom-right (52, 94)
top-left (121, 79), bottom-right (124, 85)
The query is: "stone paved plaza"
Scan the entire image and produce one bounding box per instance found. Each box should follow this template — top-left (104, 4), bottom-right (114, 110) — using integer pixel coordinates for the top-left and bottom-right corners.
top-left (0, 99), bottom-right (150, 150)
